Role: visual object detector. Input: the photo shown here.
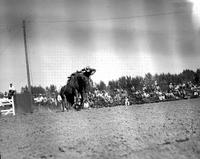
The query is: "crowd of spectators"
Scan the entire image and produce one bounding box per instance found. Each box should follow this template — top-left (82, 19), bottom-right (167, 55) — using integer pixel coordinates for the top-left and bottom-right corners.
top-left (1, 81), bottom-right (200, 110)
top-left (3, 82), bottom-right (198, 110)
top-left (33, 93), bottom-right (58, 106)
top-left (31, 80), bottom-right (200, 109)
top-left (87, 81), bottom-right (200, 108)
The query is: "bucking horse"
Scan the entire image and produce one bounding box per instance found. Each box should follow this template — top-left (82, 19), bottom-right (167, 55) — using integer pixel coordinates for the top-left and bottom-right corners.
top-left (60, 66), bottom-right (96, 111)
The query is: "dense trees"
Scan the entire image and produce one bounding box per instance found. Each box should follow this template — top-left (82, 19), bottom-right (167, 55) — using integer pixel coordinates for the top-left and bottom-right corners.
top-left (45, 85), bottom-right (57, 97)
top-left (21, 85), bottom-right (45, 95)
top-left (21, 84), bottom-right (57, 97)
top-left (96, 81), bottom-right (107, 91)
top-left (106, 69), bottom-right (200, 95)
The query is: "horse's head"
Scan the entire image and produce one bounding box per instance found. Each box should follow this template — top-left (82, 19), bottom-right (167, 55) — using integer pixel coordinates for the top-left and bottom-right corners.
top-left (82, 66), bottom-right (96, 77)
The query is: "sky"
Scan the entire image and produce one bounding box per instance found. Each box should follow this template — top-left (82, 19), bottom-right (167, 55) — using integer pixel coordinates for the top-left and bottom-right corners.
top-left (0, 0), bottom-right (200, 92)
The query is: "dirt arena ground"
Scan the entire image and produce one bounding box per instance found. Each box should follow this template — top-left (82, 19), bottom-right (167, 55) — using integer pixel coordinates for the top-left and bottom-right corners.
top-left (0, 98), bottom-right (200, 159)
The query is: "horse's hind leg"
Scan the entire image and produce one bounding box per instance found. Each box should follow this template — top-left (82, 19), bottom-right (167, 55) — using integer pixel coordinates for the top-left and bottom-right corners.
top-left (61, 100), bottom-right (65, 112)
top-left (66, 101), bottom-right (71, 111)
top-left (80, 92), bottom-right (85, 110)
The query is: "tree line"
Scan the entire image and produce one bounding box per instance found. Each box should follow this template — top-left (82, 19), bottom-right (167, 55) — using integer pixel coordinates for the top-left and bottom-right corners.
top-left (96, 69), bottom-right (200, 95)
top-left (20, 68), bottom-right (200, 97)
top-left (21, 84), bottom-right (57, 97)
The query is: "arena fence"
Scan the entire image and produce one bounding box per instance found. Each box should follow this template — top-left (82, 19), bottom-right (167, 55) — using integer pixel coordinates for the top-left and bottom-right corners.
top-left (0, 96), bottom-right (15, 116)
top-left (0, 93), bottom-right (32, 116)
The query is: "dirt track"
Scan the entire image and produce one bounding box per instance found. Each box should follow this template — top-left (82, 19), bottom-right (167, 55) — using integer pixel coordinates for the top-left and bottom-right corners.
top-left (0, 98), bottom-right (200, 159)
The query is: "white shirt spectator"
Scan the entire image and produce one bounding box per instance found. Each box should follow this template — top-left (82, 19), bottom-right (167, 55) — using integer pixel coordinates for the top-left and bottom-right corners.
top-left (9, 84), bottom-right (15, 91)
top-left (84, 102), bottom-right (89, 108)
top-left (125, 97), bottom-right (130, 106)
top-left (57, 95), bottom-right (62, 102)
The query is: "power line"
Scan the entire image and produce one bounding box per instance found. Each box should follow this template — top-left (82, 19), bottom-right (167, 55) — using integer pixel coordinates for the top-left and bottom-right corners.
top-left (0, 23), bottom-right (21, 28)
top-left (0, 10), bottom-right (189, 26)
top-left (27, 11), bottom-right (189, 24)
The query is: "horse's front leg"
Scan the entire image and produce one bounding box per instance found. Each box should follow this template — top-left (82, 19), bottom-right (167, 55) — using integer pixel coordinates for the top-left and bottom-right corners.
top-left (80, 92), bottom-right (84, 109)
top-left (73, 90), bottom-right (80, 110)
top-left (61, 95), bottom-right (67, 112)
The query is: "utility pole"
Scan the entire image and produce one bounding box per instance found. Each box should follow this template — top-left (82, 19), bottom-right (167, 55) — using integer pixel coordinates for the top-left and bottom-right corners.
top-left (22, 20), bottom-right (33, 112)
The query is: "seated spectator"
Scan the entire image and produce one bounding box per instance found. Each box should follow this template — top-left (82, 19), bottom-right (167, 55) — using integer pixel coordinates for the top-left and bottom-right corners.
top-left (143, 85), bottom-right (147, 92)
top-left (83, 100), bottom-right (90, 109)
top-left (157, 91), bottom-right (165, 101)
top-left (168, 83), bottom-right (174, 92)
top-left (142, 92), bottom-right (150, 98)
